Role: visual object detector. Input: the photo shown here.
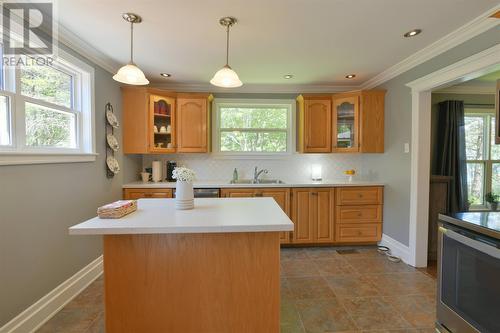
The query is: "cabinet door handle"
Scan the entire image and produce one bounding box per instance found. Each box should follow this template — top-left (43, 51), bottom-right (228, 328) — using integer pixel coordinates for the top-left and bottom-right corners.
top-left (255, 193), bottom-right (263, 197)
top-left (144, 193), bottom-right (153, 198)
top-left (311, 192), bottom-right (318, 196)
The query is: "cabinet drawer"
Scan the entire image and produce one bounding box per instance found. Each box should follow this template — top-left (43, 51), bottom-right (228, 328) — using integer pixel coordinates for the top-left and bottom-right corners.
top-left (335, 223), bottom-right (382, 242)
top-left (336, 187), bottom-right (383, 205)
top-left (123, 188), bottom-right (173, 199)
top-left (336, 205), bottom-right (382, 223)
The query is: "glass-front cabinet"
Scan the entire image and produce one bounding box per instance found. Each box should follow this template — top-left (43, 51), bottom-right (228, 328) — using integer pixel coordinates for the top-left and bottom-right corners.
top-left (149, 94), bottom-right (176, 153)
top-left (332, 96), bottom-right (359, 152)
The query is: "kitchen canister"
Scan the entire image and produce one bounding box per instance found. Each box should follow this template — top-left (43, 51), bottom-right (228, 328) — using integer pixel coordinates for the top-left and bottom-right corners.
top-left (152, 161), bottom-right (162, 183)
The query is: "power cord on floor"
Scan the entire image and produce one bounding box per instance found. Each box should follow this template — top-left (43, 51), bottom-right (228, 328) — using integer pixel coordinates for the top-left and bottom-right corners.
top-left (377, 245), bottom-right (401, 263)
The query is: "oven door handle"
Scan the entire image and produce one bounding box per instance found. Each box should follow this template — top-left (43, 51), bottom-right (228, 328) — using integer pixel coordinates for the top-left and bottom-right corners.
top-left (439, 226), bottom-right (500, 259)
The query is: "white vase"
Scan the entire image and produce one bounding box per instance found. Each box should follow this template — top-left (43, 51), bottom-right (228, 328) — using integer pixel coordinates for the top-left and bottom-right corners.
top-left (176, 181), bottom-right (194, 210)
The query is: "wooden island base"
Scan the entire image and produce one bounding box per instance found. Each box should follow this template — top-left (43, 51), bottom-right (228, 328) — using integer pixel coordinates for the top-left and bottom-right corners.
top-left (103, 232), bottom-right (280, 333)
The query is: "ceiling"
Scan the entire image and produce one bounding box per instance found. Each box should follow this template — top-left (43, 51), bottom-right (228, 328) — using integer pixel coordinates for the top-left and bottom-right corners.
top-left (57, 0), bottom-right (500, 87)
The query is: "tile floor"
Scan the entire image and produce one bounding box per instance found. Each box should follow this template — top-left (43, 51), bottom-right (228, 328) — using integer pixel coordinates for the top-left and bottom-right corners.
top-left (37, 246), bottom-right (437, 333)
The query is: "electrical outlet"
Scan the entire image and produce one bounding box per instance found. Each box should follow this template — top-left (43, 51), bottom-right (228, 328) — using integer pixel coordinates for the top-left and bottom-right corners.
top-left (404, 143), bottom-right (410, 153)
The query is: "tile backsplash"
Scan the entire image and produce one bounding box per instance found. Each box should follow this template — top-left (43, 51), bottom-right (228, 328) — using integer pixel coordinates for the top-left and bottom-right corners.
top-left (142, 153), bottom-right (372, 182)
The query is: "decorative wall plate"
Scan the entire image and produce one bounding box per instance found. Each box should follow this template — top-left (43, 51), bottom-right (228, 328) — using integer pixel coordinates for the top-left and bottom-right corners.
top-left (106, 109), bottom-right (119, 128)
top-left (106, 133), bottom-right (119, 151)
top-left (106, 156), bottom-right (120, 174)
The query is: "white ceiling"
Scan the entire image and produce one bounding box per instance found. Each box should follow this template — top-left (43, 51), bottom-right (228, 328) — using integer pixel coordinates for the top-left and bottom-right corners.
top-left (58, 0), bottom-right (500, 86)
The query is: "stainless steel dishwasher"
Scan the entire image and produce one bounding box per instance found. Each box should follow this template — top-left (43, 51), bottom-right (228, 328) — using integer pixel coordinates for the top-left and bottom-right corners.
top-left (173, 188), bottom-right (220, 198)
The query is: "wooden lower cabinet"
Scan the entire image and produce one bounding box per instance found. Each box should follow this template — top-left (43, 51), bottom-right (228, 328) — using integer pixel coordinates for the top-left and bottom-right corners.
top-left (123, 188), bottom-right (173, 200)
top-left (291, 188), bottom-right (335, 244)
top-left (335, 186), bottom-right (383, 243)
top-left (221, 188), bottom-right (291, 243)
top-left (123, 186), bottom-right (383, 244)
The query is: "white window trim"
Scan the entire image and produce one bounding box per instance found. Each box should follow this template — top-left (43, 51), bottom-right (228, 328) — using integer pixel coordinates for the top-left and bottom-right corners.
top-left (0, 47), bottom-right (96, 165)
top-left (212, 98), bottom-right (296, 159)
top-left (465, 108), bottom-right (498, 210)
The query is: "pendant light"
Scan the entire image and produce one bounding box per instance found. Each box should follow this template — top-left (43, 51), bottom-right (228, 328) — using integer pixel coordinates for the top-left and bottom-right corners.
top-left (113, 13), bottom-right (149, 85)
top-left (210, 17), bottom-right (242, 88)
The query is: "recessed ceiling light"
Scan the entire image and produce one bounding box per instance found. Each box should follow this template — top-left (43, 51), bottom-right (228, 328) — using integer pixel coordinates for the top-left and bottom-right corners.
top-left (404, 29), bottom-right (422, 38)
top-left (160, 73), bottom-right (171, 77)
top-left (345, 74), bottom-right (356, 79)
top-left (284, 74), bottom-right (294, 79)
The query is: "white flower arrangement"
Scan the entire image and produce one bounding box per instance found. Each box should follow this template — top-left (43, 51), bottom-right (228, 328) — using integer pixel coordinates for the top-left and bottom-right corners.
top-left (172, 167), bottom-right (196, 183)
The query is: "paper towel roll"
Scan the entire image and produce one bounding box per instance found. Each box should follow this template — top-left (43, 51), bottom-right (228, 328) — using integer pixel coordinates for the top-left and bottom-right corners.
top-left (152, 161), bottom-right (162, 182)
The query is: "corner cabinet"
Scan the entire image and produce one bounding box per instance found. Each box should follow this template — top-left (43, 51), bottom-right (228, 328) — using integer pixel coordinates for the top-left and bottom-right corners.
top-left (176, 94), bottom-right (212, 153)
top-left (122, 88), bottom-right (212, 154)
top-left (332, 90), bottom-right (385, 153)
top-left (297, 95), bottom-right (332, 153)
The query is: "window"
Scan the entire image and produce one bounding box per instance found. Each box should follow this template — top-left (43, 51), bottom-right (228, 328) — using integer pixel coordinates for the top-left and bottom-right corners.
top-left (0, 49), bottom-right (95, 165)
top-left (213, 99), bottom-right (294, 155)
top-left (464, 109), bottom-right (499, 208)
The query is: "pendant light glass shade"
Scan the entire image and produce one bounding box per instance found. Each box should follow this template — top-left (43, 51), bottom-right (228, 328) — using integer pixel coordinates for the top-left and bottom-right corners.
top-left (113, 63), bottom-right (149, 85)
top-left (113, 13), bottom-right (149, 86)
top-left (210, 65), bottom-right (242, 88)
top-left (210, 17), bottom-right (242, 88)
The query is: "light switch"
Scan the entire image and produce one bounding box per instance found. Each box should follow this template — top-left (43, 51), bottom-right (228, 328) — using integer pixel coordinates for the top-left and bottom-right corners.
top-left (404, 143), bottom-right (410, 153)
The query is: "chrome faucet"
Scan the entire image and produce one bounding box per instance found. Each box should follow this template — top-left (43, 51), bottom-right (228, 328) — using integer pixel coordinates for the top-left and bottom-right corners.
top-left (253, 166), bottom-right (269, 183)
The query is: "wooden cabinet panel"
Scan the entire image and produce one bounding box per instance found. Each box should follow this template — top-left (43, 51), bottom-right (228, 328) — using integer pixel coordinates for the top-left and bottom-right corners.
top-left (292, 188), bottom-right (333, 244)
top-left (359, 90), bottom-right (385, 153)
top-left (335, 223), bottom-right (381, 243)
top-left (336, 205), bottom-right (382, 223)
top-left (123, 188), bottom-right (173, 200)
top-left (221, 188), bottom-right (291, 244)
top-left (177, 96), bottom-right (209, 153)
top-left (260, 189), bottom-right (291, 243)
top-left (315, 190), bottom-right (335, 243)
top-left (221, 189), bottom-right (255, 198)
top-left (336, 187), bottom-right (383, 205)
top-left (332, 96), bottom-right (359, 152)
top-left (297, 96), bottom-right (331, 153)
top-left (292, 189), bottom-right (315, 243)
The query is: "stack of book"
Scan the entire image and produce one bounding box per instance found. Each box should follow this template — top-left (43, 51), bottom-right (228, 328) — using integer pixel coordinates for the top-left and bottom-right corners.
top-left (97, 200), bottom-right (137, 219)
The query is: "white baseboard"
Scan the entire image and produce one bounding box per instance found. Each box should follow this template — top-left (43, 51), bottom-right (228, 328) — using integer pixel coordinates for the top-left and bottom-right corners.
top-left (378, 234), bottom-right (411, 265)
top-left (0, 255), bottom-right (103, 333)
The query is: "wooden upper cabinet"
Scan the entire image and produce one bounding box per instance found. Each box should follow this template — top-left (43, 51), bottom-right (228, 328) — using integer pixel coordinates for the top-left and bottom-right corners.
top-left (332, 90), bottom-right (385, 153)
top-left (122, 87), bottom-right (176, 154)
top-left (297, 95), bottom-right (332, 153)
top-left (332, 96), bottom-right (360, 152)
top-left (176, 94), bottom-right (212, 153)
top-left (150, 94), bottom-right (176, 153)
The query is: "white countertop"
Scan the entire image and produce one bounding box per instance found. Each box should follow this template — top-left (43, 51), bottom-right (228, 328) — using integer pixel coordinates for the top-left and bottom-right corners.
top-left (123, 179), bottom-right (384, 189)
top-left (69, 198), bottom-right (294, 235)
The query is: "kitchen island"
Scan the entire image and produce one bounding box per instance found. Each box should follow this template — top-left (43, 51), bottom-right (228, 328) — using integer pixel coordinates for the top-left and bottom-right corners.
top-left (69, 198), bottom-right (293, 333)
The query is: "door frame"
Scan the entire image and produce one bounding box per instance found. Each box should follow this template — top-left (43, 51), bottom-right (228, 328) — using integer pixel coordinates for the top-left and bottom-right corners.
top-left (405, 43), bottom-right (500, 267)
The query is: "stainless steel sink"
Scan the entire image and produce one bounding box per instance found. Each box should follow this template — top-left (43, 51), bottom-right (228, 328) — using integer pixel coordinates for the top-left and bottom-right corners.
top-left (229, 179), bottom-right (285, 184)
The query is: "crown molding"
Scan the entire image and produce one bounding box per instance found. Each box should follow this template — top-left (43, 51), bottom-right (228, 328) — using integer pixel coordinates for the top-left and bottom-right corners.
top-left (57, 22), bottom-right (120, 74)
top-left (434, 84), bottom-right (496, 95)
top-left (149, 82), bottom-right (357, 94)
top-left (54, 3), bottom-right (499, 91)
top-left (361, 4), bottom-right (500, 90)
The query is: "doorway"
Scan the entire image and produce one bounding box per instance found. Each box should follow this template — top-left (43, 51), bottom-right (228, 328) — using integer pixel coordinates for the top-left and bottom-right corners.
top-left (406, 44), bottom-right (500, 267)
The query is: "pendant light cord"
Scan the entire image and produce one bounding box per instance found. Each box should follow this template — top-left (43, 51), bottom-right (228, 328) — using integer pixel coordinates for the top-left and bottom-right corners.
top-left (225, 24), bottom-right (230, 66)
top-left (130, 21), bottom-right (134, 64)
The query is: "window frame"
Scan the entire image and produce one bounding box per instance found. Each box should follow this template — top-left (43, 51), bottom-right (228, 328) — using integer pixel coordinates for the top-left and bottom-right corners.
top-left (212, 98), bottom-right (296, 158)
top-left (465, 108), bottom-right (498, 210)
top-left (0, 47), bottom-right (96, 165)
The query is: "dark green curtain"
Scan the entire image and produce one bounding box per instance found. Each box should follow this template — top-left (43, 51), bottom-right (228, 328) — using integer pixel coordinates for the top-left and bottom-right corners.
top-left (435, 100), bottom-right (469, 212)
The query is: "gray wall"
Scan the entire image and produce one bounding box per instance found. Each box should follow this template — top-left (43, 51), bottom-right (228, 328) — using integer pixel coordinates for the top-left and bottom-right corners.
top-left (362, 25), bottom-right (500, 246)
top-left (0, 44), bottom-right (141, 326)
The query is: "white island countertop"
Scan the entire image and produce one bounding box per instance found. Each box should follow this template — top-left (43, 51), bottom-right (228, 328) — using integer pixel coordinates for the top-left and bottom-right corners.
top-left (123, 179), bottom-right (384, 189)
top-left (69, 198), bottom-right (294, 235)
